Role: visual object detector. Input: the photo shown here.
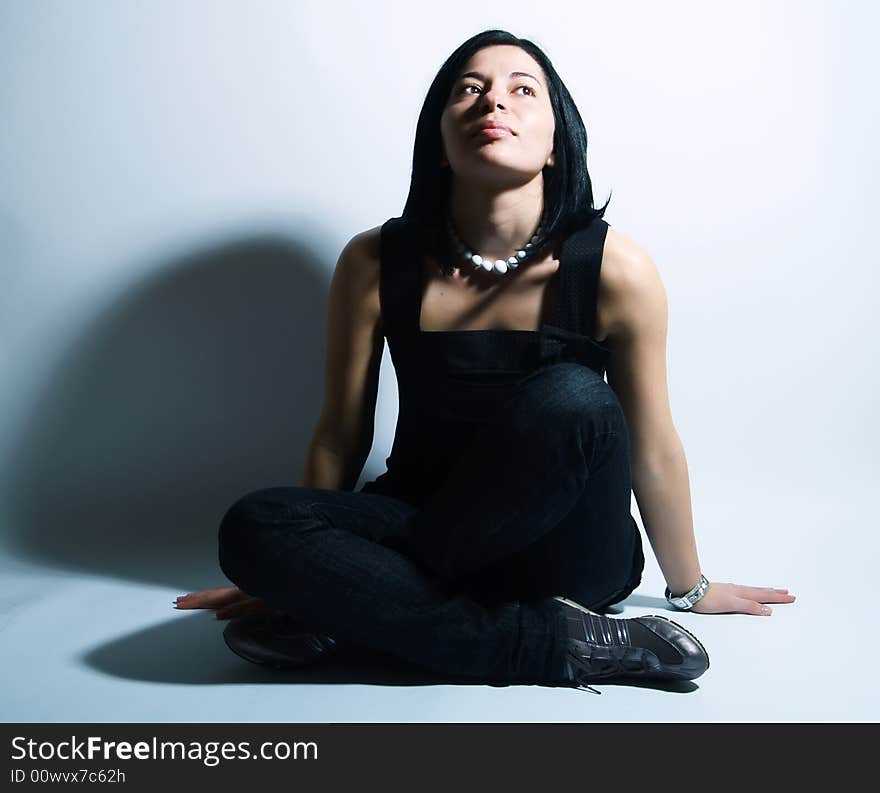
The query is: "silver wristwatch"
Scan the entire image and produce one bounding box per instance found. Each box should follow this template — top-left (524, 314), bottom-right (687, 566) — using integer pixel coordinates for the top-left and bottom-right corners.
top-left (664, 574), bottom-right (710, 610)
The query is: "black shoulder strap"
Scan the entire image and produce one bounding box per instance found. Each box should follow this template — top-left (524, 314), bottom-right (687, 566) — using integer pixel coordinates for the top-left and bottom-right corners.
top-left (378, 216), bottom-right (420, 337)
top-left (558, 217), bottom-right (610, 339)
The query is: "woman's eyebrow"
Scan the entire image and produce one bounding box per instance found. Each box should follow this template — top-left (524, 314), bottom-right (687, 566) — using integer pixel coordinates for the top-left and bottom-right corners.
top-left (458, 70), bottom-right (542, 87)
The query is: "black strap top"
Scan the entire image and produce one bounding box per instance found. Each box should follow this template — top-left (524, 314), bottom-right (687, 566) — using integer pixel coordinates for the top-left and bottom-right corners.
top-left (359, 214), bottom-right (612, 507)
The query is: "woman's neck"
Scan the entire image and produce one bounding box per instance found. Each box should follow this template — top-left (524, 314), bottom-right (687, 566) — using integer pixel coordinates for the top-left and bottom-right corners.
top-left (446, 180), bottom-right (545, 261)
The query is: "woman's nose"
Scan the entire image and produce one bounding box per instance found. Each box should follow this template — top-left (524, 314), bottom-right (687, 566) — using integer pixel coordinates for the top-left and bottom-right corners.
top-left (481, 92), bottom-right (505, 111)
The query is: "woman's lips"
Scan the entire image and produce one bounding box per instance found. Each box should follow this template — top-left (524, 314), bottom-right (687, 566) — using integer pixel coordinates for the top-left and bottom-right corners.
top-left (477, 127), bottom-right (513, 138)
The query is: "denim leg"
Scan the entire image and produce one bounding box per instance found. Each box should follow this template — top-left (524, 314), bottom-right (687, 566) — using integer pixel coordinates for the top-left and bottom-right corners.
top-left (217, 486), bottom-right (568, 685)
top-left (398, 362), bottom-right (643, 608)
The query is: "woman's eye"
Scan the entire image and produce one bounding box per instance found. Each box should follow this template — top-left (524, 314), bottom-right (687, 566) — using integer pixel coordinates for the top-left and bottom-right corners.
top-left (461, 84), bottom-right (536, 96)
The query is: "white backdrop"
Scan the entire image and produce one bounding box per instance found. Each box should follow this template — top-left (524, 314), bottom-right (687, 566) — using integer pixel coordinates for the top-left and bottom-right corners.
top-left (1, 0), bottom-right (877, 721)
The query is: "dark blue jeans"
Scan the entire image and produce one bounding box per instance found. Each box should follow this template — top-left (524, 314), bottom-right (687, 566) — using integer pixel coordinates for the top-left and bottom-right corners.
top-left (218, 362), bottom-right (644, 686)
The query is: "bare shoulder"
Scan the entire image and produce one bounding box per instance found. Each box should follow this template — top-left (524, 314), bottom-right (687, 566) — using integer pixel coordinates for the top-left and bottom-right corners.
top-left (339, 224), bottom-right (382, 281)
top-left (350, 224), bottom-right (383, 268)
top-left (599, 225), bottom-right (667, 341)
top-left (333, 224), bottom-right (383, 325)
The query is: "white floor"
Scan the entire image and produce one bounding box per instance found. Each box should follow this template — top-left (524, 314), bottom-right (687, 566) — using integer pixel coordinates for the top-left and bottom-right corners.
top-left (2, 485), bottom-right (876, 723)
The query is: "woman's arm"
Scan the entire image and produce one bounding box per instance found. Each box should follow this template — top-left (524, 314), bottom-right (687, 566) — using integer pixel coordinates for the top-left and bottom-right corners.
top-left (302, 227), bottom-right (385, 491)
top-left (177, 229), bottom-right (387, 619)
top-left (600, 229), bottom-right (795, 615)
top-left (601, 233), bottom-right (700, 594)
top-left (631, 442), bottom-right (701, 596)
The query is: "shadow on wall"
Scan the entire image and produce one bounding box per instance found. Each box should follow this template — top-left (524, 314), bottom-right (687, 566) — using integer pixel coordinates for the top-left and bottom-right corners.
top-left (5, 230), bottom-right (385, 590)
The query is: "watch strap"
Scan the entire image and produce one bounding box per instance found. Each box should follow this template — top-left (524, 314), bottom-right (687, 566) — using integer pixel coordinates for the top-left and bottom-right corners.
top-left (665, 574), bottom-right (710, 610)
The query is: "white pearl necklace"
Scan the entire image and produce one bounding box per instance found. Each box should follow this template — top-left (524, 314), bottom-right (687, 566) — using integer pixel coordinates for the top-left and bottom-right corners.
top-left (445, 209), bottom-right (548, 275)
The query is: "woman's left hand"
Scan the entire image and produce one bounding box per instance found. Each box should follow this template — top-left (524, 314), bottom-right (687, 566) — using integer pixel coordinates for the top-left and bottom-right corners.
top-left (687, 581), bottom-right (796, 615)
top-left (174, 586), bottom-right (279, 621)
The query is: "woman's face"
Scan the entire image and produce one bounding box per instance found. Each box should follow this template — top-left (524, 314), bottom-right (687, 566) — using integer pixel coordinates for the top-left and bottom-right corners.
top-left (440, 45), bottom-right (555, 185)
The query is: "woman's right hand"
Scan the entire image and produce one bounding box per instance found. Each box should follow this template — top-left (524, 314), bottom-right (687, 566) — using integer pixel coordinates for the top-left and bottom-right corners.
top-left (174, 586), bottom-right (278, 621)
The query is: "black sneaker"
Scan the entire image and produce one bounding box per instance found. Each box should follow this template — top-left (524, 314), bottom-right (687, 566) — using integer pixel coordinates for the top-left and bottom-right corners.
top-left (222, 611), bottom-right (341, 670)
top-left (553, 595), bottom-right (710, 694)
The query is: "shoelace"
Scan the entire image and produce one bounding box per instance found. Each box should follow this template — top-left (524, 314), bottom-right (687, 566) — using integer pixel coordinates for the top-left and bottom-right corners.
top-left (568, 653), bottom-right (620, 695)
top-left (562, 607), bottom-right (644, 695)
top-left (569, 653), bottom-right (656, 695)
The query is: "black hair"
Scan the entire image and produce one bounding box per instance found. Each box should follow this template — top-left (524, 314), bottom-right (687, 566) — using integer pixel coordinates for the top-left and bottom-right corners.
top-left (401, 28), bottom-right (612, 275)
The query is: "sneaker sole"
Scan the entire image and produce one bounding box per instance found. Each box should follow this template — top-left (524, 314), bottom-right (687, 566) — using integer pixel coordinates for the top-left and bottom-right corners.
top-left (222, 623), bottom-right (335, 670)
top-left (552, 595), bottom-right (710, 673)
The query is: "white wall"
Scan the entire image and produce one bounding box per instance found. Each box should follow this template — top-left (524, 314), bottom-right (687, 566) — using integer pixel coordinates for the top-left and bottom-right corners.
top-left (1, 0), bottom-right (876, 599)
